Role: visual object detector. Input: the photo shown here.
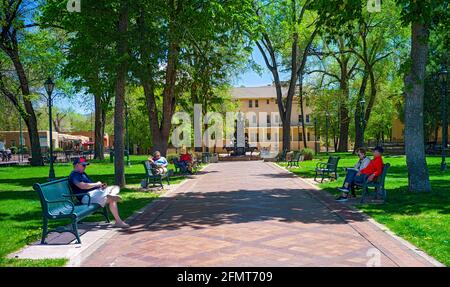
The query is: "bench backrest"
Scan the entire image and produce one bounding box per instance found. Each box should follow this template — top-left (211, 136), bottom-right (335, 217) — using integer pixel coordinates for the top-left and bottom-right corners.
top-left (293, 151), bottom-right (302, 160)
top-left (377, 163), bottom-right (391, 186)
top-left (33, 178), bottom-right (71, 215)
top-left (143, 161), bottom-right (156, 176)
top-left (327, 156), bottom-right (340, 170)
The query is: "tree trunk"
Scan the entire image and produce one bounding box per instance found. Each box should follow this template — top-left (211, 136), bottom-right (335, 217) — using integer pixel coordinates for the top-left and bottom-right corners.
top-left (94, 93), bottom-right (105, 160)
top-left (404, 22), bottom-right (431, 193)
top-left (338, 79), bottom-right (350, 152)
top-left (113, 4), bottom-right (128, 187)
top-left (298, 73), bottom-right (308, 149)
top-left (354, 72), bottom-right (369, 152)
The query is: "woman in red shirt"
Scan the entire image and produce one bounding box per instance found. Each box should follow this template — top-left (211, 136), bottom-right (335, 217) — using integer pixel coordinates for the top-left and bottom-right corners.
top-left (179, 148), bottom-right (194, 174)
top-left (336, 146), bottom-right (384, 202)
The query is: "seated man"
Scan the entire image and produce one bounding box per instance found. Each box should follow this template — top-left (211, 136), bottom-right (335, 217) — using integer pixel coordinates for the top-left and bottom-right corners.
top-left (336, 146), bottom-right (384, 202)
top-left (148, 151), bottom-right (168, 175)
top-left (68, 158), bottom-right (129, 228)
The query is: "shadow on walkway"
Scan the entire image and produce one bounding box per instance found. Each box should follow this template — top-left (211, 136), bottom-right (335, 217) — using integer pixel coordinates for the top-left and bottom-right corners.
top-left (121, 187), bottom-right (367, 235)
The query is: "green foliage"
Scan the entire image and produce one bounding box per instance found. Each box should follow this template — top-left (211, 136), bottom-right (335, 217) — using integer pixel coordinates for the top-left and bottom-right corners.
top-left (9, 146), bottom-right (18, 154)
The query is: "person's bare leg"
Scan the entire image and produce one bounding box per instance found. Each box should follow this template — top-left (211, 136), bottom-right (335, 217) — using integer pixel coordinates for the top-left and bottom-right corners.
top-left (107, 199), bottom-right (124, 223)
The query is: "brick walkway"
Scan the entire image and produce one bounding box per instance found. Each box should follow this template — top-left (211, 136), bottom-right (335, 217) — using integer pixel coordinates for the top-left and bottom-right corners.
top-left (81, 161), bottom-right (437, 267)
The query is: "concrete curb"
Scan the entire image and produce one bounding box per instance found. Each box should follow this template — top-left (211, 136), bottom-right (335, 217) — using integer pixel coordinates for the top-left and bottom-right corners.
top-left (270, 162), bottom-right (445, 267)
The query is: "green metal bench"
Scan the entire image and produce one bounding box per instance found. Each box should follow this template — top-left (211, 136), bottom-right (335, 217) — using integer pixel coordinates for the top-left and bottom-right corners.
top-left (287, 151), bottom-right (303, 168)
top-left (33, 178), bottom-right (109, 244)
top-left (142, 161), bottom-right (171, 188)
top-left (315, 156), bottom-right (340, 182)
top-left (355, 163), bottom-right (391, 204)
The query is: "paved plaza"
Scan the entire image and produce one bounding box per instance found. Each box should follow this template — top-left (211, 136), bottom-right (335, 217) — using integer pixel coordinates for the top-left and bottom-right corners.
top-left (81, 161), bottom-right (438, 267)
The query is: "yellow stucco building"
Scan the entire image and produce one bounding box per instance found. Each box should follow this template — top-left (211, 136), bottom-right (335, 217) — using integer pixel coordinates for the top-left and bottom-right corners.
top-left (230, 85), bottom-right (319, 151)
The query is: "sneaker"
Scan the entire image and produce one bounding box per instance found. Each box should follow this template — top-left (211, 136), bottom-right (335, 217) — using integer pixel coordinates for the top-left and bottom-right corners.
top-left (113, 222), bottom-right (130, 229)
top-left (338, 187), bottom-right (349, 193)
top-left (335, 196), bottom-right (348, 202)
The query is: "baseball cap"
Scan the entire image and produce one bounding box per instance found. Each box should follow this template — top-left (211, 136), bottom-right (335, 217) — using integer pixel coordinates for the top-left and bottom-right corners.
top-left (372, 146), bottom-right (384, 153)
top-left (73, 157), bottom-right (90, 166)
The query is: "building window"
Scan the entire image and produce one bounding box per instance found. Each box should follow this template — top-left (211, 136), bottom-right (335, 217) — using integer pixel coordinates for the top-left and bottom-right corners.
top-left (249, 100), bottom-right (253, 108)
top-left (267, 115), bottom-right (271, 125)
top-left (255, 100), bottom-right (259, 108)
top-left (252, 115), bottom-right (257, 124)
top-left (298, 115), bottom-right (303, 123)
top-left (306, 115), bottom-right (310, 123)
top-left (267, 99), bottom-right (270, 105)
top-left (307, 132), bottom-right (311, 141)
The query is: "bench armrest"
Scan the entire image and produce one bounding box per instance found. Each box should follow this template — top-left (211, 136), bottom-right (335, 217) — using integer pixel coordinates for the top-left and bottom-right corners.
top-left (316, 162), bottom-right (327, 169)
top-left (63, 192), bottom-right (92, 206)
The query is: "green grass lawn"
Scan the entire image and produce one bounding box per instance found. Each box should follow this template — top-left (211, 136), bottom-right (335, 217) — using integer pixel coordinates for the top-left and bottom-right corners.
top-left (279, 153), bottom-right (450, 266)
top-left (0, 155), bottom-right (188, 267)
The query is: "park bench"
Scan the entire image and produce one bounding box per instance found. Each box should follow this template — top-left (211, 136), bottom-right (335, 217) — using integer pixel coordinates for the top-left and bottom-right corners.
top-left (287, 151), bottom-right (303, 168)
top-left (172, 157), bottom-right (199, 175)
top-left (142, 161), bottom-right (171, 188)
top-left (33, 178), bottom-right (110, 244)
top-left (354, 163), bottom-right (391, 204)
top-left (314, 156), bottom-right (340, 183)
top-left (276, 149), bottom-right (288, 163)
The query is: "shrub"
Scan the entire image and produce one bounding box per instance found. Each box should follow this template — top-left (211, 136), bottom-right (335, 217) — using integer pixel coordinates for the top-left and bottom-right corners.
top-left (10, 146), bottom-right (18, 154)
top-left (54, 148), bottom-right (64, 152)
top-left (19, 146), bottom-right (28, 154)
top-left (301, 148), bottom-right (314, 160)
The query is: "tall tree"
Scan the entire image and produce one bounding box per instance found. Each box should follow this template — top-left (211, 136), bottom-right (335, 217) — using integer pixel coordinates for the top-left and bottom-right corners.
top-left (113, 1), bottom-right (129, 187)
top-left (309, 37), bottom-right (360, 152)
top-left (132, 0), bottom-right (252, 155)
top-left (251, 0), bottom-right (316, 151)
top-left (0, 1), bottom-right (45, 166)
top-left (42, 1), bottom-right (116, 161)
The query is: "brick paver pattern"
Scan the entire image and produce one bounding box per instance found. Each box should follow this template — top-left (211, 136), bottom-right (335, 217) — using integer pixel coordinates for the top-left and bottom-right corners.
top-left (82, 161), bottom-right (434, 267)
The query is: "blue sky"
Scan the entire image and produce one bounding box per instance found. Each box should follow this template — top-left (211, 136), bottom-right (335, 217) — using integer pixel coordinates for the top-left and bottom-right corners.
top-left (232, 47), bottom-right (290, 87)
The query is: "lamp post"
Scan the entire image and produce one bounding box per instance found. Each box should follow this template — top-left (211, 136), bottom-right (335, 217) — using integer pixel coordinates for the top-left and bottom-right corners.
top-left (325, 112), bottom-right (330, 155)
top-left (125, 101), bottom-right (131, 167)
top-left (360, 98), bottom-right (366, 148)
top-left (44, 78), bottom-right (56, 181)
top-left (314, 117), bottom-right (318, 155)
top-left (439, 64), bottom-right (448, 171)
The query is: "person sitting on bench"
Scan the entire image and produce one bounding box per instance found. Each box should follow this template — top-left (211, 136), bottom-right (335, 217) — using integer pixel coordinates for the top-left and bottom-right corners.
top-left (334, 148), bottom-right (370, 199)
top-left (148, 151), bottom-right (168, 175)
top-left (179, 147), bottom-right (194, 174)
top-left (68, 157), bottom-right (129, 228)
top-left (336, 146), bottom-right (384, 202)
